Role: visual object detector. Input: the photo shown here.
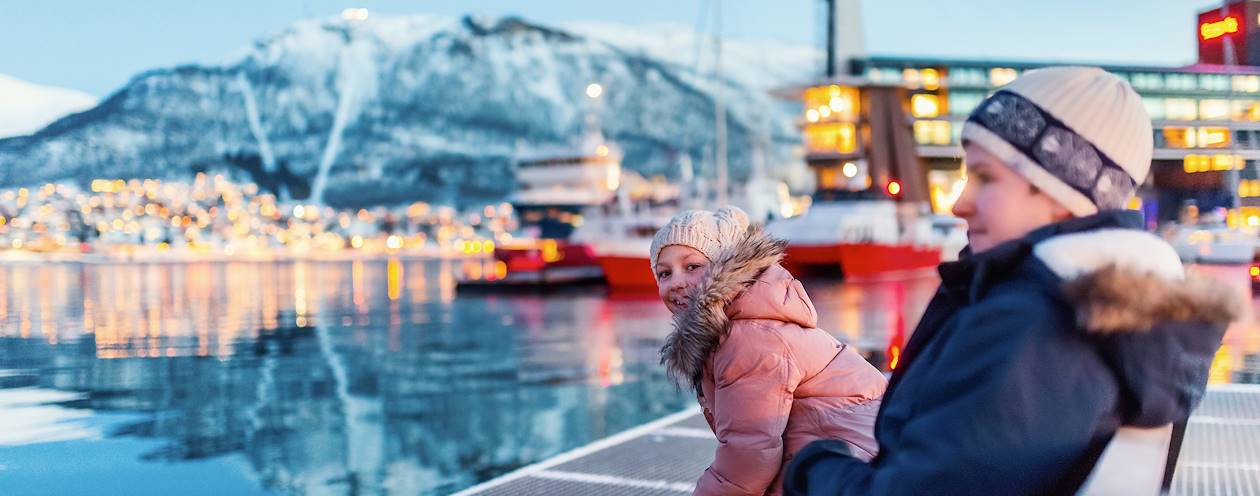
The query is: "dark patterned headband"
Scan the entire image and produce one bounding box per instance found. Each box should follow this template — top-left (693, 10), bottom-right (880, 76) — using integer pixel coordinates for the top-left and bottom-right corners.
top-left (967, 90), bottom-right (1137, 209)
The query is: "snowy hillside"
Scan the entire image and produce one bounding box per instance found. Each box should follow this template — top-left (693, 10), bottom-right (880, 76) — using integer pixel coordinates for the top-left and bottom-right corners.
top-left (0, 15), bottom-right (821, 207)
top-left (0, 74), bottom-right (96, 138)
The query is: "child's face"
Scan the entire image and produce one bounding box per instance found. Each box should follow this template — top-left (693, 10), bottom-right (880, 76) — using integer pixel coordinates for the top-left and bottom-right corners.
top-left (655, 245), bottom-right (710, 314)
top-left (952, 143), bottom-right (1072, 253)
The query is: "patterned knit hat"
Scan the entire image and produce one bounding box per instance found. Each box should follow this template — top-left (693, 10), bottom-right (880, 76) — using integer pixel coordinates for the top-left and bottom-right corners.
top-left (650, 206), bottom-right (750, 280)
top-left (961, 66), bottom-right (1153, 216)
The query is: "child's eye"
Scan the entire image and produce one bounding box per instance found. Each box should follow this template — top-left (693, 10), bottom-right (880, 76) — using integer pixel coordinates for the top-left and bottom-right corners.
top-left (687, 264), bottom-right (702, 271)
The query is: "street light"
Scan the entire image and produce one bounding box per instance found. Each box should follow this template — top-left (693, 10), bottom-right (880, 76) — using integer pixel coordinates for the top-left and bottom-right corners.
top-left (586, 83), bottom-right (603, 99)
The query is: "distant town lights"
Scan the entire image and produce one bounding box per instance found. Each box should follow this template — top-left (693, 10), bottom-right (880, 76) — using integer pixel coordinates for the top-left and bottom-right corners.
top-left (341, 8), bottom-right (370, 21)
top-left (586, 83), bottom-right (603, 99)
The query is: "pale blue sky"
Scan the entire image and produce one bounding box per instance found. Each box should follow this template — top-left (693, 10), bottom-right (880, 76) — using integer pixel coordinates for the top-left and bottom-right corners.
top-left (0, 1), bottom-right (1222, 97)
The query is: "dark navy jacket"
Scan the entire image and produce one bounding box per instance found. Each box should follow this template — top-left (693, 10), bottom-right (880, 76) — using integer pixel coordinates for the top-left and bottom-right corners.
top-left (785, 211), bottom-right (1235, 495)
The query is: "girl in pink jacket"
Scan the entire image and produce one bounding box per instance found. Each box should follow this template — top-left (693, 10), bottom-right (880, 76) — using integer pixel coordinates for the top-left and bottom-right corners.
top-left (652, 206), bottom-right (887, 496)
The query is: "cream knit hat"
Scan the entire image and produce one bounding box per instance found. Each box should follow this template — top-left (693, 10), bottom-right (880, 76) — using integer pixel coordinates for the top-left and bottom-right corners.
top-left (649, 206), bottom-right (750, 280)
top-left (961, 66), bottom-right (1153, 216)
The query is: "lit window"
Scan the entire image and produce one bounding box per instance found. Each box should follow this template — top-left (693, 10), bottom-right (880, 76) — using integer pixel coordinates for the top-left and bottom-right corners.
top-left (1212, 154), bottom-right (1243, 170)
top-left (935, 121), bottom-right (954, 145)
top-left (1240, 179), bottom-right (1260, 198)
top-left (989, 67), bottom-right (1018, 87)
top-left (805, 122), bottom-right (858, 154)
top-left (913, 120), bottom-right (953, 146)
top-left (1143, 97), bottom-right (1165, 120)
top-left (1233, 100), bottom-right (1260, 121)
top-left (1163, 127), bottom-right (1196, 148)
top-left (1186, 154), bottom-right (1243, 172)
top-left (1234, 75), bottom-right (1260, 93)
top-left (1200, 99), bottom-right (1230, 120)
top-left (910, 94), bottom-right (941, 118)
top-left (1198, 127), bottom-right (1231, 148)
top-left (903, 68), bottom-right (922, 89)
top-left (1165, 99), bottom-right (1198, 120)
top-left (818, 166), bottom-right (841, 190)
top-left (803, 85), bottom-right (859, 122)
top-left (1183, 154), bottom-right (1211, 173)
top-left (921, 68), bottom-right (941, 90)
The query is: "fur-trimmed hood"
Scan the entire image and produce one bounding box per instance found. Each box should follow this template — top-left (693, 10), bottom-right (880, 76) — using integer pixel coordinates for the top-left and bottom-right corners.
top-left (659, 226), bottom-right (796, 388)
top-left (1034, 229), bottom-right (1241, 335)
top-left (932, 212), bottom-right (1239, 426)
top-left (1031, 224), bottom-right (1239, 425)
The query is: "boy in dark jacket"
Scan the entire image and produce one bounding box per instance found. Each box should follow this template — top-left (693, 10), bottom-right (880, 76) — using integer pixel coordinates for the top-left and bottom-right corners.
top-left (785, 67), bottom-right (1240, 495)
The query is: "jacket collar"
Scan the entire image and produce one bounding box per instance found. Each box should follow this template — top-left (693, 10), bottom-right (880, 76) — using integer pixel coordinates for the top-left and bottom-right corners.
top-left (940, 210), bottom-right (1142, 304)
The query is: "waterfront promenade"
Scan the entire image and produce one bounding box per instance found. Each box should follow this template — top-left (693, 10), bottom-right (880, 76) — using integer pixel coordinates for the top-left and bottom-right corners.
top-left (459, 385), bottom-right (1260, 496)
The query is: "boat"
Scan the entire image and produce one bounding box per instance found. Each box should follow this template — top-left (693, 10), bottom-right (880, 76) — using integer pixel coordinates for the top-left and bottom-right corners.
top-left (575, 147), bottom-right (792, 293)
top-left (455, 128), bottom-right (616, 289)
top-left (768, 199), bottom-right (943, 278)
top-left (573, 205), bottom-right (673, 293)
top-left (1165, 222), bottom-right (1259, 264)
top-left (765, 81), bottom-right (947, 279)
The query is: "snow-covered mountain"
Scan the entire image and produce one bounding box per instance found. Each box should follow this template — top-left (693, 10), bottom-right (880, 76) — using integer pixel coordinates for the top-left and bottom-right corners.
top-left (0, 15), bottom-right (820, 207)
top-left (0, 74), bottom-right (96, 139)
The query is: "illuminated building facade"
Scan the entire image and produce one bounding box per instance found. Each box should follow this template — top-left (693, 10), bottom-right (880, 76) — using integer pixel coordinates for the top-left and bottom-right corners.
top-left (800, 0), bottom-right (1260, 226)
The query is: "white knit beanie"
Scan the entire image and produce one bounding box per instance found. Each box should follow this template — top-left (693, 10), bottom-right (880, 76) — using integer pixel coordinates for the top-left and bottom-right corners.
top-left (961, 66), bottom-right (1153, 216)
top-left (649, 206), bottom-right (750, 280)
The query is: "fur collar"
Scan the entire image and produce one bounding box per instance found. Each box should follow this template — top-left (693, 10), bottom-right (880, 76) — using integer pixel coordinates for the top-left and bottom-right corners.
top-left (659, 226), bottom-right (786, 388)
top-left (1035, 229), bottom-right (1241, 333)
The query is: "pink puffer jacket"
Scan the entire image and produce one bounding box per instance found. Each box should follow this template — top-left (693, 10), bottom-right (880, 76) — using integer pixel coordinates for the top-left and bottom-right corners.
top-left (661, 227), bottom-right (886, 496)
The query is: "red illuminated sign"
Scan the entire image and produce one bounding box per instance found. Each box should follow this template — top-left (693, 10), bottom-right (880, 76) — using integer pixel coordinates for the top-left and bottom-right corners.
top-left (1197, 4), bottom-right (1250, 65)
top-left (1201, 16), bottom-right (1239, 40)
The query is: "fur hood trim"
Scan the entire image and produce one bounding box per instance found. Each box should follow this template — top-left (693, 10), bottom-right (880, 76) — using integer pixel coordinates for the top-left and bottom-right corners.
top-left (1036, 229), bottom-right (1240, 333)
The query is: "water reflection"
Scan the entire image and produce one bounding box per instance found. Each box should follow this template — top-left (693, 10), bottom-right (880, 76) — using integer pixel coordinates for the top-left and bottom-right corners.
top-left (0, 261), bottom-right (691, 495)
top-left (0, 261), bottom-right (1256, 495)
